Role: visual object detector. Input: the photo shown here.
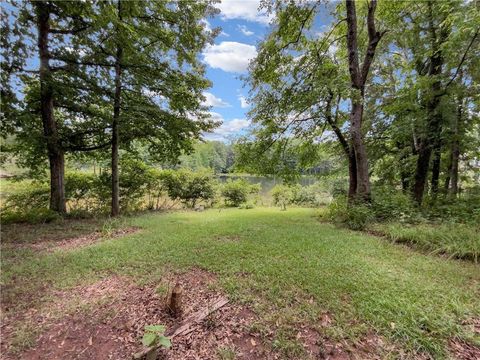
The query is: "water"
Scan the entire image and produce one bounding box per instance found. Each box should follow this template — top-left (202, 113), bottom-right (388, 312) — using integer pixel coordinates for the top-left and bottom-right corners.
top-left (216, 175), bottom-right (318, 195)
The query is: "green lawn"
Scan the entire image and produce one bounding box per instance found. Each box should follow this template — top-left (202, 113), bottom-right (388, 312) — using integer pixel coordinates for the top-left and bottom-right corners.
top-left (2, 208), bottom-right (479, 358)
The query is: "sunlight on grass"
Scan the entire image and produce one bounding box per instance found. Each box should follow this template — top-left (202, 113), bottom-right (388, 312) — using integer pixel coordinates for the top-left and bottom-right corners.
top-left (2, 208), bottom-right (479, 358)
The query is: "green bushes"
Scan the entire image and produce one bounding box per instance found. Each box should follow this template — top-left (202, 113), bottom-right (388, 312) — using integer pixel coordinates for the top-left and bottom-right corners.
top-left (270, 183), bottom-right (331, 210)
top-left (220, 179), bottom-right (260, 207)
top-left (162, 169), bottom-right (216, 208)
top-left (323, 197), bottom-right (375, 230)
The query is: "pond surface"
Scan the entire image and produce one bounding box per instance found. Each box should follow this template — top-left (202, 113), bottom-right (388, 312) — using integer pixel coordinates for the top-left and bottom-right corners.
top-left (216, 174), bottom-right (318, 195)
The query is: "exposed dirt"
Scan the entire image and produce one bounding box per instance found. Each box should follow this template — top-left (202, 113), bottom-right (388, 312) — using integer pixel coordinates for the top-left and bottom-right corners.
top-left (0, 269), bottom-right (275, 360)
top-left (3, 226), bottom-right (140, 253)
top-left (449, 338), bottom-right (480, 360)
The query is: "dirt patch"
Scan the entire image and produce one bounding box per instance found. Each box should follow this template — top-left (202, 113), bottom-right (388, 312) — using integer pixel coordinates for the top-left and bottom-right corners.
top-left (1, 268), bottom-right (272, 360)
top-left (5, 227), bottom-right (140, 253)
top-left (449, 338), bottom-right (480, 360)
top-left (215, 235), bottom-right (241, 242)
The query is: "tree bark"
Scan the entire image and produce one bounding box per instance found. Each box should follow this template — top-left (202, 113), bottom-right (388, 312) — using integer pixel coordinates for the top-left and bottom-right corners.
top-left (36, 2), bottom-right (66, 214)
top-left (448, 97), bottom-right (462, 197)
top-left (111, 0), bottom-right (123, 217)
top-left (345, 0), bottom-right (384, 202)
top-left (412, 1), bottom-right (447, 204)
top-left (431, 143), bottom-right (441, 195)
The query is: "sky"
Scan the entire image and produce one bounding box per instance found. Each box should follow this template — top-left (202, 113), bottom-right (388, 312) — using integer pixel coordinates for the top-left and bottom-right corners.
top-left (201, 0), bottom-right (273, 142)
top-left (202, 0), bottom-right (334, 142)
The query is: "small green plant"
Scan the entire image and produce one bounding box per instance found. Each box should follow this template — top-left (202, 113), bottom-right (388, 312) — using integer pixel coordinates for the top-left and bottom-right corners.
top-left (141, 325), bottom-right (171, 349)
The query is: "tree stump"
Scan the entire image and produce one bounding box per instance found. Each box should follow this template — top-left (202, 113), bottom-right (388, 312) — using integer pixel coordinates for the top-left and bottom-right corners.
top-left (167, 282), bottom-right (182, 317)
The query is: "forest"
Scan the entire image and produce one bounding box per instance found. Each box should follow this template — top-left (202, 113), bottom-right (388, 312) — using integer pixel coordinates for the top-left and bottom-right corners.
top-left (1, 1), bottom-right (479, 359)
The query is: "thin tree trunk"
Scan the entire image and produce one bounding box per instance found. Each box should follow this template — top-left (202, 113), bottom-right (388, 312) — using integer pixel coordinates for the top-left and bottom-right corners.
top-left (36, 2), bottom-right (66, 214)
top-left (448, 97), bottom-right (462, 197)
top-left (111, 0), bottom-right (123, 217)
top-left (325, 92), bottom-right (357, 201)
top-left (350, 102), bottom-right (370, 201)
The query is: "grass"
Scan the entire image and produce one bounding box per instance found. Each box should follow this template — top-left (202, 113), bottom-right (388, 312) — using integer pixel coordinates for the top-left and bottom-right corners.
top-left (2, 208), bottom-right (479, 358)
top-left (370, 222), bottom-right (480, 262)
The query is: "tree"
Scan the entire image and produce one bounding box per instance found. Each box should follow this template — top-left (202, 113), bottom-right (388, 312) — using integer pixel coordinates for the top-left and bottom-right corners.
top-left (344, 0), bottom-right (385, 202)
top-left (74, 0), bottom-right (219, 216)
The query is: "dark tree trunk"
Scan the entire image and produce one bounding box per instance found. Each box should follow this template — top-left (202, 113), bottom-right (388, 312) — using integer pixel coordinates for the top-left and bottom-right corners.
top-left (412, 1), bottom-right (447, 204)
top-left (448, 97), bottom-right (462, 197)
top-left (431, 143), bottom-right (441, 195)
top-left (111, 0), bottom-right (123, 217)
top-left (348, 146), bottom-right (357, 200)
top-left (36, 2), bottom-right (66, 214)
top-left (345, 0), bottom-right (384, 202)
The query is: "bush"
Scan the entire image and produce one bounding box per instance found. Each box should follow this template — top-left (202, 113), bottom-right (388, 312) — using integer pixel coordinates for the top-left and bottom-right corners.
top-left (271, 184), bottom-right (294, 210)
top-left (162, 169), bottom-right (215, 208)
top-left (323, 197), bottom-right (375, 230)
top-left (221, 179), bottom-right (260, 207)
top-left (371, 187), bottom-right (418, 222)
top-left (1, 208), bottom-right (61, 224)
top-left (2, 183), bottom-right (50, 211)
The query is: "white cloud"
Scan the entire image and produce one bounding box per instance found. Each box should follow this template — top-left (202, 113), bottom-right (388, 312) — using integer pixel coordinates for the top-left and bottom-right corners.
top-left (204, 112), bottom-right (251, 141)
top-left (217, 0), bottom-right (272, 24)
top-left (202, 92), bottom-right (230, 108)
top-left (238, 25), bottom-right (254, 36)
top-left (202, 41), bottom-right (257, 73)
top-left (238, 95), bottom-right (249, 109)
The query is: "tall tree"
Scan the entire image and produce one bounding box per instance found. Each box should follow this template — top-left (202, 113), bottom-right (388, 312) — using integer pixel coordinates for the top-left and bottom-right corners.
top-left (344, 0), bottom-right (385, 202)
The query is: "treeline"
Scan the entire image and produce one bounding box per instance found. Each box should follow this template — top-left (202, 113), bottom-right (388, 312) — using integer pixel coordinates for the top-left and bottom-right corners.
top-left (1, 0), bottom-right (219, 216)
top-left (237, 0), bottom-right (480, 206)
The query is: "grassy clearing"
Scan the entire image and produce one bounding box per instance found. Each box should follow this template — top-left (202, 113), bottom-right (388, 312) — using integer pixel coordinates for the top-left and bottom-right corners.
top-left (2, 208), bottom-right (479, 358)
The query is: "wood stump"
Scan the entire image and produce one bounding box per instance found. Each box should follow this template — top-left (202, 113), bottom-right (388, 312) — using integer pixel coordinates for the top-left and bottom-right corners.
top-left (167, 282), bottom-right (182, 317)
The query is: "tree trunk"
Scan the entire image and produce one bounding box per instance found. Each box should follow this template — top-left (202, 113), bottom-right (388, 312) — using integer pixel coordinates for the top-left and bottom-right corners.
top-left (411, 1), bottom-right (447, 204)
top-left (448, 97), bottom-right (462, 197)
top-left (345, 0), bottom-right (383, 202)
top-left (36, 2), bottom-right (66, 214)
top-left (350, 102), bottom-right (370, 201)
top-left (347, 146), bottom-right (357, 200)
top-left (111, 0), bottom-right (123, 217)
top-left (431, 143), bottom-right (441, 195)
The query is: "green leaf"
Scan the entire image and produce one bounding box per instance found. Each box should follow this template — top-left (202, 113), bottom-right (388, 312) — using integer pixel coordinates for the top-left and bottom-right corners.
top-left (158, 336), bottom-right (172, 349)
top-left (142, 333), bottom-right (157, 347)
top-left (144, 325), bottom-right (166, 333)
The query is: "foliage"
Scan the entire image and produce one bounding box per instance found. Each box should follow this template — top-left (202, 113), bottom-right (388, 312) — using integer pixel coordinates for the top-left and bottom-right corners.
top-left (323, 197), bottom-right (375, 231)
top-left (270, 184), bottom-right (294, 211)
top-left (162, 169), bottom-right (216, 208)
top-left (220, 179), bottom-right (260, 207)
top-left (372, 222), bottom-right (480, 263)
top-left (141, 325), bottom-right (171, 349)
top-left (1, 207), bottom-right (61, 225)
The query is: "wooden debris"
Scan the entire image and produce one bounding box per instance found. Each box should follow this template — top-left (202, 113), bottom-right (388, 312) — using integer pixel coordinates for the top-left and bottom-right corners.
top-left (133, 297), bottom-right (229, 359)
top-left (167, 297), bottom-right (229, 338)
top-left (167, 282), bottom-right (183, 317)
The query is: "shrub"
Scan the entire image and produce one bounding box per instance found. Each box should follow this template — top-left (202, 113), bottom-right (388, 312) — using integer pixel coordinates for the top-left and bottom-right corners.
top-left (221, 179), bottom-right (260, 207)
top-left (323, 197), bottom-right (375, 230)
top-left (1, 208), bottom-right (61, 224)
top-left (162, 169), bottom-right (215, 208)
top-left (271, 184), bottom-right (294, 210)
top-left (2, 183), bottom-right (50, 211)
top-left (371, 187), bottom-right (418, 222)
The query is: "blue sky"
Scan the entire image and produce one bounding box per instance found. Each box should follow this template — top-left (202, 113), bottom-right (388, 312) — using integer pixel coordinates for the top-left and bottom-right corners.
top-left (203, 1), bottom-right (334, 142)
top-left (201, 1), bottom-right (273, 142)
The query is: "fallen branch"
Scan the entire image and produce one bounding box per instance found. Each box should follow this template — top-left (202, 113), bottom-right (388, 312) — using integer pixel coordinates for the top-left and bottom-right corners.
top-left (132, 297), bottom-right (229, 359)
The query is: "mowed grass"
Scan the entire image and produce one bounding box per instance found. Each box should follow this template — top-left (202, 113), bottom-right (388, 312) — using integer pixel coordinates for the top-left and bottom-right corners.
top-left (2, 208), bottom-right (479, 358)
